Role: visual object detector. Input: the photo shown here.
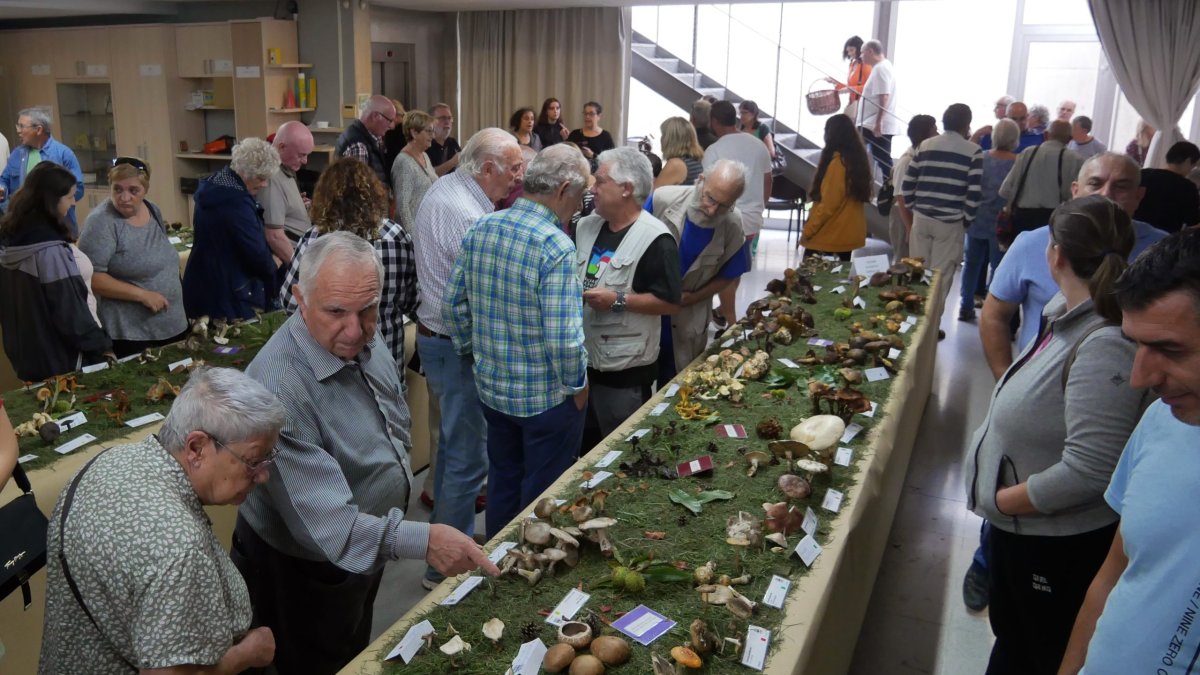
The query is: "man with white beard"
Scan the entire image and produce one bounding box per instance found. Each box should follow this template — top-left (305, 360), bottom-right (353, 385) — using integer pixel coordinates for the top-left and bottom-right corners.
top-left (647, 159), bottom-right (750, 379)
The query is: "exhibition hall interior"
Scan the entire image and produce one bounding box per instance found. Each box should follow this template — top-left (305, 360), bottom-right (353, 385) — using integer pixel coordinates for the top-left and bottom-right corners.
top-left (1, 0), bottom-right (1198, 674)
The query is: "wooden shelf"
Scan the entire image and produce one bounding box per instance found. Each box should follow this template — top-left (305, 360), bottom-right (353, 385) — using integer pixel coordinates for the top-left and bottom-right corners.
top-left (189, 105), bottom-right (234, 111)
top-left (310, 127), bottom-right (344, 134)
top-left (268, 107), bottom-right (315, 113)
top-left (267, 63), bottom-right (312, 68)
top-left (175, 152), bottom-right (231, 160)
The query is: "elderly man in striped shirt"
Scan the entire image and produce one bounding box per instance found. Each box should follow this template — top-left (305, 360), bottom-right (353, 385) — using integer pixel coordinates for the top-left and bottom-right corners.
top-left (445, 144), bottom-right (591, 537)
top-left (901, 103), bottom-right (983, 327)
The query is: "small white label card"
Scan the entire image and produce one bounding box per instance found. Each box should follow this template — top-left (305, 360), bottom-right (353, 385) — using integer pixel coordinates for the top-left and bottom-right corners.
top-left (812, 285), bottom-right (823, 292)
top-left (777, 358), bottom-right (800, 369)
top-left (487, 541), bottom-right (518, 565)
top-left (716, 424), bottom-right (748, 439)
top-left (81, 361), bottom-right (109, 374)
top-left (649, 402), bottom-right (671, 416)
top-left (741, 625), bottom-right (771, 671)
top-left (663, 383), bottom-right (680, 398)
top-left (580, 471), bottom-right (612, 490)
top-left (626, 428), bottom-right (651, 442)
top-left (439, 576), bottom-right (484, 606)
top-left (830, 264), bottom-right (844, 274)
top-left (31, 64), bottom-right (51, 76)
top-left (834, 447), bottom-right (853, 466)
top-left (17, 454), bottom-right (37, 464)
top-left (794, 534), bottom-right (823, 567)
top-left (213, 59), bottom-right (233, 73)
top-left (611, 604), bottom-right (676, 645)
top-left (830, 285), bottom-right (847, 294)
top-left (808, 338), bottom-right (834, 347)
top-left (385, 619), bottom-right (435, 663)
top-left (594, 450), bottom-right (622, 468)
top-left (801, 506), bottom-right (819, 535)
top-left (139, 63), bottom-right (163, 76)
top-left (545, 588), bottom-right (590, 625)
top-left (923, 269), bottom-right (934, 284)
top-left (117, 352), bottom-right (142, 363)
top-left (720, 338), bottom-right (735, 348)
top-left (888, 347), bottom-right (902, 360)
top-left (55, 433), bottom-right (97, 455)
top-left (510, 639), bottom-right (549, 675)
top-left (899, 321), bottom-right (913, 334)
top-left (235, 65), bottom-right (261, 78)
top-left (762, 575), bottom-right (792, 609)
top-left (167, 357), bottom-right (193, 372)
top-left (86, 64), bottom-right (108, 77)
top-left (822, 488), bottom-right (845, 513)
top-left (852, 296), bottom-right (867, 309)
top-left (852, 254), bottom-right (890, 277)
top-left (858, 401), bottom-right (879, 418)
top-left (168, 236), bottom-right (183, 244)
top-left (840, 422), bottom-right (864, 444)
top-left (864, 367), bottom-right (890, 382)
top-left (125, 411), bottom-right (166, 428)
top-left (905, 314), bottom-right (919, 325)
top-left (56, 411), bottom-right (87, 430)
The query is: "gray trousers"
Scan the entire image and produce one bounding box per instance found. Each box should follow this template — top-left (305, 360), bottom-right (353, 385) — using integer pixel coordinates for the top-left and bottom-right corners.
top-left (588, 381), bottom-right (652, 438)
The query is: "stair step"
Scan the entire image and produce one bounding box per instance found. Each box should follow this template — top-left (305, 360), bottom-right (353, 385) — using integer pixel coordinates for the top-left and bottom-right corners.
top-left (633, 43), bottom-right (658, 58)
top-left (696, 87), bottom-right (726, 99)
top-left (650, 57), bottom-right (691, 74)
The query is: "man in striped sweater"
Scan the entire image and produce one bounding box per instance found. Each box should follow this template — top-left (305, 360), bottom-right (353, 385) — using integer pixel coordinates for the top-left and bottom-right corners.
top-left (901, 103), bottom-right (983, 324)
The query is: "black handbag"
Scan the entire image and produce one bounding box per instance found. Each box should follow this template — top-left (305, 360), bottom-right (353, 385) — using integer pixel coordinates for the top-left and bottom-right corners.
top-left (876, 177), bottom-right (894, 216)
top-left (0, 462), bottom-right (49, 609)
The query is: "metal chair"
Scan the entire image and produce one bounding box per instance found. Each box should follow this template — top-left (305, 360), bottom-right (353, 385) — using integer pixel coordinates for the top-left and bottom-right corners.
top-left (765, 174), bottom-right (807, 241)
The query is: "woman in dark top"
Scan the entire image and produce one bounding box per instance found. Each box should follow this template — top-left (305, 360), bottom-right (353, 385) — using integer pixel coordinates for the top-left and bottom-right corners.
top-left (739, 100), bottom-right (778, 162)
top-left (509, 106), bottom-right (542, 163)
top-left (654, 116), bottom-right (704, 188)
top-left (0, 162), bottom-right (111, 380)
top-left (566, 101), bottom-right (616, 165)
top-left (534, 97), bottom-right (569, 149)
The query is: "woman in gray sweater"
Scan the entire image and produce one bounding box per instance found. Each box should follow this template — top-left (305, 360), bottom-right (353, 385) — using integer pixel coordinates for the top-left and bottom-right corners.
top-left (964, 194), bottom-right (1153, 674)
top-left (79, 159), bottom-right (187, 357)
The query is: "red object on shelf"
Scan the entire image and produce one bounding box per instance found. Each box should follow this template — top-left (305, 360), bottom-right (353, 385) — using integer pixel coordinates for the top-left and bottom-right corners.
top-left (284, 87), bottom-right (297, 109)
top-left (202, 136), bottom-right (235, 155)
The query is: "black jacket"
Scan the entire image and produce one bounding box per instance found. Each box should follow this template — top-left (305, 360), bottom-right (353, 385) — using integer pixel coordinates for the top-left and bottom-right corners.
top-left (0, 221), bottom-right (110, 381)
top-left (335, 119), bottom-right (389, 187)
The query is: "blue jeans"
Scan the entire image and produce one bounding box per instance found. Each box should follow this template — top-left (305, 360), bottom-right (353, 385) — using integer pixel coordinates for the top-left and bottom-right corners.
top-left (416, 334), bottom-right (488, 581)
top-left (482, 398), bottom-right (586, 538)
top-left (961, 235), bottom-right (1001, 312)
top-left (973, 520), bottom-right (991, 570)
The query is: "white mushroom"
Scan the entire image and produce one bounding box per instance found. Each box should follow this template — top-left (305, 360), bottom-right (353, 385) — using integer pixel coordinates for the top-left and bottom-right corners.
top-left (482, 618), bottom-right (504, 644)
top-left (536, 548), bottom-right (568, 576)
top-left (548, 528), bottom-right (580, 549)
top-left (765, 532), bottom-right (789, 548)
top-left (579, 517), bottom-right (618, 557)
top-left (439, 635), bottom-right (471, 664)
top-left (789, 415), bottom-right (846, 453)
top-left (524, 520), bottom-right (553, 546)
top-left (696, 583), bottom-right (732, 605)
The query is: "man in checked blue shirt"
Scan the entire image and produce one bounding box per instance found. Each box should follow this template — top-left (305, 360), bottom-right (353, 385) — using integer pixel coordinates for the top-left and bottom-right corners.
top-left (445, 144), bottom-right (591, 537)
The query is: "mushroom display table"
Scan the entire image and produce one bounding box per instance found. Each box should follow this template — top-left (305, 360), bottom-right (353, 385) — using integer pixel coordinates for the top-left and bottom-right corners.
top-left (340, 270), bottom-right (946, 675)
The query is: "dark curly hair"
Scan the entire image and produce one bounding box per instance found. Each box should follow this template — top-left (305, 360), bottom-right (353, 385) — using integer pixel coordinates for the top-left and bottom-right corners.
top-left (309, 158), bottom-right (388, 240)
top-left (509, 107), bottom-right (536, 133)
top-left (0, 161), bottom-right (77, 242)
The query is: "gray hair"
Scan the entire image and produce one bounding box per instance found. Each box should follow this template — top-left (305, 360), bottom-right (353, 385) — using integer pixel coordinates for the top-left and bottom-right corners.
top-left (458, 127), bottom-right (521, 177)
top-left (691, 99), bottom-right (712, 126)
top-left (703, 159), bottom-right (747, 199)
top-left (297, 230), bottom-right (384, 299)
top-left (524, 144), bottom-right (589, 197)
top-left (991, 118), bottom-right (1021, 152)
top-left (1028, 103), bottom-right (1051, 127)
top-left (359, 95), bottom-right (395, 120)
top-left (863, 39), bottom-right (884, 56)
top-left (230, 137), bottom-right (280, 181)
top-left (995, 95), bottom-right (1015, 108)
top-left (597, 146), bottom-right (654, 204)
top-left (1079, 151), bottom-right (1141, 185)
top-left (158, 367), bottom-right (285, 453)
top-left (18, 107), bottom-right (52, 134)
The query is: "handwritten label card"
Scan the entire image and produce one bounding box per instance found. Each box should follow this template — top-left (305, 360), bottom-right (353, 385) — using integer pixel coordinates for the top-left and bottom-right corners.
top-left (852, 296), bottom-right (867, 309)
top-left (626, 428), bottom-right (651, 441)
top-left (777, 358), bottom-right (800, 369)
top-left (741, 625), bottom-right (771, 671)
top-left (580, 471), bottom-right (612, 490)
top-left (125, 412), bottom-right (166, 428)
top-left (834, 447), bottom-right (853, 466)
top-left (545, 588), bottom-right (590, 625)
top-left (510, 639), bottom-right (548, 675)
top-left (611, 605), bottom-right (676, 645)
top-left (822, 488), bottom-right (845, 513)
top-left (830, 285), bottom-right (847, 294)
top-left (864, 367), bottom-right (890, 382)
top-left (762, 575), bottom-right (792, 609)
top-left (801, 506), bottom-right (819, 535)
top-left (663, 383), bottom-right (680, 398)
top-left (858, 401), bottom-right (879, 418)
top-left (55, 433), bottom-right (96, 455)
top-left (18, 454), bottom-right (37, 464)
top-left (840, 422), bottom-right (864, 444)
top-left (649, 402), bottom-right (671, 416)
top-left (439, 576), bottom-right (484, 606)
top-left (905, 315), bottom-right (918, 325)
top-left (487, 541), bottom-right (518, 565)
top-left (721, 338), bottom-right (736, 348)
top-left (56, 411), bottom-right (87, 430)
top-left (594, 450), bottom-right (622, 468)
top-left (167, 357), bottom-right (193, 372)
top-left (385, 619), bottom-right (435, 663)
top-left (794, 535), bottom-right (823, 567)
top-left (81, 361), bottom-right (109, 374)
top-left (899, 321), bottom-right (913, 334)
top-left (888, 347), bottom-right (902, 360)
top-left (852, 254), bottom-right (890, 277)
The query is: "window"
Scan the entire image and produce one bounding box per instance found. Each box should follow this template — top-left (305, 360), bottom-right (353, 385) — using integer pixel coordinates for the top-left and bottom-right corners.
top-left (627, 79), bottom-right (686, 152)
top-left (1022, 0), bottom-right (1092, 26)
top-left (1023, 41), bottom-right (1101, 119)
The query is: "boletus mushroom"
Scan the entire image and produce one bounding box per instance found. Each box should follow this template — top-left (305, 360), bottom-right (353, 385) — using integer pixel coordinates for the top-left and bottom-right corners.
top-left (543, 643), bottom-right (576, 673)
top-left (569, 654), bottom-right (605, 675)
top-left (671, 645), bottom-right (703, 670)
top-left (590, 636), bottom-right (631, 666)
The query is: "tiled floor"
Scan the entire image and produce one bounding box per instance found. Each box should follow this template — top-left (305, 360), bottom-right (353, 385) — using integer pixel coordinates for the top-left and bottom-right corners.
top-left (367, 226), bottom-right (999, 673)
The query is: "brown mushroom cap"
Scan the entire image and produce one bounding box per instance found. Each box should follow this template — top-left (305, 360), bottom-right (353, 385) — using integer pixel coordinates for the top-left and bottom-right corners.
top-left (590, 635), bottom-right (631, 666)
top-left (768, 440), bottom-right (808, 460)
top-left (777, 473), bottom-right (812, 500)
top-left (543, 643), bottom-right (576, 673)
top-left (524, 520), bottom-right (552, 546)
top-left (763, 501), bottom-right (806, 534)
top-left (671, 645), bottom-right (703, 669)
top-left (569, 654), bottom-right (606, 675)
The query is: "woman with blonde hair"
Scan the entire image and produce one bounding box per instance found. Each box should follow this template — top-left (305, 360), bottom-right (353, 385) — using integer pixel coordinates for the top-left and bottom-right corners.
top-left (390, 109), bottom-right (438, 234)
top-left (654, 116), bottom-right (704, 188)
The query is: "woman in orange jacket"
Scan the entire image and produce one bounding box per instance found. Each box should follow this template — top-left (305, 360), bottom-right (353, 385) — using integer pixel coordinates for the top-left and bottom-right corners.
top-left (826, 36), bottom-right (872, 122)
top-left (800, 114), bottom-right (872, 258)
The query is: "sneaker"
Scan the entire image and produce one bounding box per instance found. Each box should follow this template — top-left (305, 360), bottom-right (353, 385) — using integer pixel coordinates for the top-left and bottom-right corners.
top-left (938, 329), bottom-right (946, 341)
top-left (962, 561), bottom-right (989, 612)
top-left (711, 309), bottom-right (728, 329)
top-left (958, 308), bottom-right (976, 322)
top-left (421, 577), bottom-right (440, 591)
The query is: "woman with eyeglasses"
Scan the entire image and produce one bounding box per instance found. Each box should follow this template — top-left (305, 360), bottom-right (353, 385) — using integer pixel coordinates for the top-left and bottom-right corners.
top-left (566, 101), bottom-right (616, 166)
top-left (800, 114), bottom-right (871, 258)
top-left (78, 157), bottom-right (188, 358)
top-left (390, 110), bottom-right (439, 235)
top-left (0, 161), bottom-right (112, 380)
top-left (182, 138), bottom-right (280, 322)
top-left (534, 97), bottom-right (570, 149)
top-left (964, 195), bottom-right (1152, 673)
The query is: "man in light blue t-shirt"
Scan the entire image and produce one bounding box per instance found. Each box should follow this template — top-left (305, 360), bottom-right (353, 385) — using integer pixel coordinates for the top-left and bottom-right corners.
top-left (1058, 228), bottom-right (1200, 674)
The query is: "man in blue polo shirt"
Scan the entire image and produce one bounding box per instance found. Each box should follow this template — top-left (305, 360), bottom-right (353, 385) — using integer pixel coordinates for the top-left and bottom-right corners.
top-left (647, 159), bottom-right (750, 381)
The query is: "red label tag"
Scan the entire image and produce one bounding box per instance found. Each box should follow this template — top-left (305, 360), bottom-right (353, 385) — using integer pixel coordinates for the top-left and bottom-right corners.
top-left (716, 424), bottom-right (747, 438)
top-left (676, 455), bottom-right (714, 477)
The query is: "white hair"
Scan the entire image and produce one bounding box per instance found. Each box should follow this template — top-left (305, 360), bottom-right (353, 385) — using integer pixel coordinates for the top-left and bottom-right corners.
top-left (703, 159), bottom-right (748, 198)
top-left (158, 367), bottom-right (285, 452)
top-left (863, 39), bottom-right (884, 56)
top-left (297, 230), bottom-right (384, 300)
top-left (1028, 103), bottom-right (1051, 127)
top-left (18, 107), bottom-right (52, 134)
top-left (598, 146), bottom-right (654, 204)
top-left (523, 144), bottom-right (589, 196)
top-left (458, 127), bottom-right (521, 177)
top-left (230, 137), bottom-right (280, 181)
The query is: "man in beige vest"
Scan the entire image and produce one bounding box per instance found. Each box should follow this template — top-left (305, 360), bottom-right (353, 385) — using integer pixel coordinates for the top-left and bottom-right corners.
top-left (578, 147), bottom-right (682, 445)
top-left (648, 159), bottom-right (749, 379)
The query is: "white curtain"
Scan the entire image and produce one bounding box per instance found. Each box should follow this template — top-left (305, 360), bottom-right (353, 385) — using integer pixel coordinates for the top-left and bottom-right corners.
top-left (1089, 0), bottom-right (1200, 168)
top-left (455, 7), bottom-right (632, 145)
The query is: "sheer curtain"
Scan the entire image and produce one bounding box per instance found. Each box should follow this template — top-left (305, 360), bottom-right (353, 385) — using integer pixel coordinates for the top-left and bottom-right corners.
top-left (456, 7), bottom-right (632, 145)
top-left (1089, 0), bottom-right (1200, 167)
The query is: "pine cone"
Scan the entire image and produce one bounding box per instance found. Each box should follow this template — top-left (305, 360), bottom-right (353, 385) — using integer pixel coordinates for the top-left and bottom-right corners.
top-left (520, 621), bottom-right (543, 642)
top-left (581, 611), bottom-right (601, 637)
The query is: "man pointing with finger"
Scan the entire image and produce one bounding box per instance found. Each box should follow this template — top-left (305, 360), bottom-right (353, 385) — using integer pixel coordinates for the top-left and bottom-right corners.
top-left (235, 232), bottom-right (499, 675)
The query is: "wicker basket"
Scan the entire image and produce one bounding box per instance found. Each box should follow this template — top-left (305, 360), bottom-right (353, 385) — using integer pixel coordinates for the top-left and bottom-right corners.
top-left (805, 81), bottom-right (841, 116)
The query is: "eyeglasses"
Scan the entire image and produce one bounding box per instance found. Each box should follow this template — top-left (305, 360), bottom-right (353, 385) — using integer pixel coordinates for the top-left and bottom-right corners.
top-left (434, 115), bottom-right (453, 122)
top-left (699, 185), bottom-right (736, 212)
top-left (376, 110), bottom-right (395, 124)
top-left (203, 431), bottom-right (279, 474)
top-left (14, 123), bottom-right (39, 131)
top-left (112, 156), bottom-right (149, 174)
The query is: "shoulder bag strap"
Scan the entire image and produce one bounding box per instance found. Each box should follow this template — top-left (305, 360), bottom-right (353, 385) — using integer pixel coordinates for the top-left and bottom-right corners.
top-left (1061, 322), bottom-right (1111, 393)
top-left (1011, 145), bottom-right (1040, 209)
top-left (1057, 147), bottom-right (1066, 197)
top-left (59, 454), bottom-right (139, 671)
top-left (11, 461), bottom-right (32, 494)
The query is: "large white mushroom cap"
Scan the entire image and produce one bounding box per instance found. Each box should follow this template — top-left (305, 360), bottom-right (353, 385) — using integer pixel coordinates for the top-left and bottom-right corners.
top-left (789, 415), bottom-right (846, 451)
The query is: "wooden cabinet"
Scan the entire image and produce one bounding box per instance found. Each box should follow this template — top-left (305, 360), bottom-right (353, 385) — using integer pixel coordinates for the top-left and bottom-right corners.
top-left (175, 24), bottom-right (233, 78)
top-left (6, 32), bottom-right (58, 118)
top-left (74, 187), bottom-right (110, 226)
top-left (232, 19), bottom-right (308, 139)
top-left (51, 29), bottom-right (111, 79)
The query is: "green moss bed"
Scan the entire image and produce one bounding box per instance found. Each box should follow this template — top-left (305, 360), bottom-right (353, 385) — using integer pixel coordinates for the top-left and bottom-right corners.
top-left (369, 264), bottom-right (930, 675)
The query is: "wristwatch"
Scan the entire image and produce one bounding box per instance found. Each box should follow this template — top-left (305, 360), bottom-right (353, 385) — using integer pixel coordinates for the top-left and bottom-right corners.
top-left (611, 291), bottom-right (627, 313)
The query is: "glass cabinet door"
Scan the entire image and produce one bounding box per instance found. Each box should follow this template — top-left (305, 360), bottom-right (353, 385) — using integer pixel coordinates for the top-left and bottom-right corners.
top-left (56, 82), bottom-right (115, 187)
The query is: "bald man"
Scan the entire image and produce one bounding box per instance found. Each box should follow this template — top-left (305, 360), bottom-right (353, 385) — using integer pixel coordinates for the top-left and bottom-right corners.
top-left (260, 121), bottom-right (314, 263)
top-left (336, 95), bottom-right (395, 187)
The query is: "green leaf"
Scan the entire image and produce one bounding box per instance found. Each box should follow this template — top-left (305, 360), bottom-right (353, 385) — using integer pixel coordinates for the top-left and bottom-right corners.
top-left (695, 489), bottom-right (735, 504)
top-left (761, 369), bottom-right (798, 388)
top-left (641, 565), bottom-right (694, 583)
top-left (668, 488), bottom-right (704, 514)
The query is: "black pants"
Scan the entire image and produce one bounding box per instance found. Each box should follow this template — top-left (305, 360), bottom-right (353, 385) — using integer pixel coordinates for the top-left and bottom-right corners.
top-left (986, 522), bottom-right (1117, 675)
top-left (860, 127), bottom-right (894, 177)
top-left (111, 326), bottom-right (191, 359)
top-left (231, 517), bottom-right (383, 675)
top-left (802, 249), bottom-right (852, 261)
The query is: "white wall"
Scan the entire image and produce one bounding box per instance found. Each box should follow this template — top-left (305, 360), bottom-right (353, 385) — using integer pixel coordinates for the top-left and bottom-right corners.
top-left (369, 7), bottom-right (453, 114)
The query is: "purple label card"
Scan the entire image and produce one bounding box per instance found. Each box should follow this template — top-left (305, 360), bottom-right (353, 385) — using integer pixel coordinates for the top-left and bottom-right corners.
top-left (611, 605), bottom-right (676, 646)
top-left (807, 338), bottom-right (834, 347)
top-left (213, 345), bottom-right (242, 355)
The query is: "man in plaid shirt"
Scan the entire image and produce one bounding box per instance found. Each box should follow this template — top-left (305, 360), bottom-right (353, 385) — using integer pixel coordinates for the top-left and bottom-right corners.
top-left (445, 144), bottom-right (591, 537)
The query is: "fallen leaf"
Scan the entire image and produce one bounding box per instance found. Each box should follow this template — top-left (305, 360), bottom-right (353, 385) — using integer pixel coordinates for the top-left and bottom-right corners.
top-left (644, 531), bottom-right (667, 540)
top-left (671, 561), bottom-right (688, 570)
